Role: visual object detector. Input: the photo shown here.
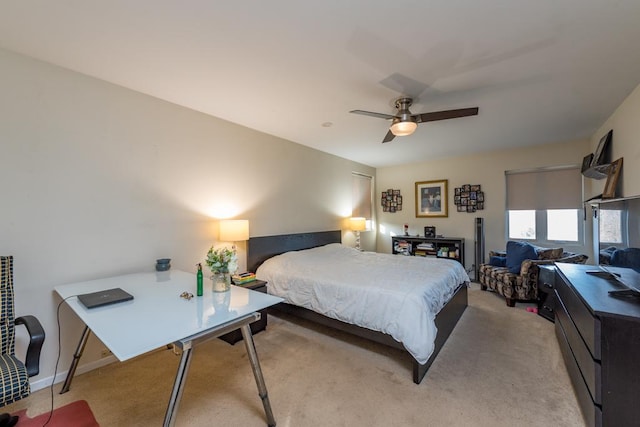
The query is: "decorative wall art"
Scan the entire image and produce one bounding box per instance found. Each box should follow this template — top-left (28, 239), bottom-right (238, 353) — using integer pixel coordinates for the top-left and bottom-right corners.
top-left (415, 180), bottom-right (448, 218)
top-left (381, 189), bottom-right (402, 212)
top-left (454, 184), bottom-right (485, 213)
top-left (602, 158), bottom-right (623, 199)
top-left (591, 129), bottom-right (612, 167)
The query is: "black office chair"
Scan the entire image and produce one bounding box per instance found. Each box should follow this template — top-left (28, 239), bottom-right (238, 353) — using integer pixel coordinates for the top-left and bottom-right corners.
top-left (0, 256), bottom-right (45, 427)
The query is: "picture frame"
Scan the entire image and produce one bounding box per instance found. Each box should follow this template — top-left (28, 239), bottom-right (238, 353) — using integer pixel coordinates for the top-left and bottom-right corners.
top-left (602, 158), bottom-right (623, 199)
top-left (381, 189), bottom-right (402, 212)
top-left (591, 130), bottom-right (612, 167)
top-left (581, 153), bottom-right (594, 172)
top-left (424, 226), bottom-right (436, 238)
top-left (453, 183), bottom-right (485, 212)
top-left (415, 180), bottom-right (448, 218)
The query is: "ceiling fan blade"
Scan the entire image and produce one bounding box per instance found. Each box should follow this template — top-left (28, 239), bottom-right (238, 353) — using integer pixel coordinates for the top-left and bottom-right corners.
top-left (415, 107), bottom-right (479, 123)
top-left (350, 110), bottom-right (396, 120)
top-left (382, 129), bottom-right (395, 143)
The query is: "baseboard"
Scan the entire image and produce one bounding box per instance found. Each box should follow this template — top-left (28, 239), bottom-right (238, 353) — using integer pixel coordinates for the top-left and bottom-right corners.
top-left (29, 355), bottom-right (118, 392)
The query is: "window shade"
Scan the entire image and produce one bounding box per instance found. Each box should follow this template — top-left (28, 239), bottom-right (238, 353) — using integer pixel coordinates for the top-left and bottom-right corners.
top-left (352, 172), bottom-right (372, 219)
top-left (506, 167), bottom-right (582, 210)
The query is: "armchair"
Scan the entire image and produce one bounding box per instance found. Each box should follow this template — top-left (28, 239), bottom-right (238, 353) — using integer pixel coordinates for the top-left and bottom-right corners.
top-left (1, 256), bottom-right (45, 426)
top-left (478, 241), bottom-right (588, 307)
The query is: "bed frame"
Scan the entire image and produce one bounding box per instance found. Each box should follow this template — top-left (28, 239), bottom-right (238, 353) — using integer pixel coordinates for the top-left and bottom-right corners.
top-left (247, 230), bottom-right (468, 384)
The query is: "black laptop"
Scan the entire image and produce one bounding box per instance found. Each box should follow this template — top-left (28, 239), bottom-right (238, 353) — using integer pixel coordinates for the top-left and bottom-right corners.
top-left (77, 287), bottom-right (134, 309)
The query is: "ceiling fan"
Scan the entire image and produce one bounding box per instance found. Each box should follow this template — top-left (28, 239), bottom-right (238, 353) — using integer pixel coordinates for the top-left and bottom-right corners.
top-left (350, 97), bottom-right (479, 143)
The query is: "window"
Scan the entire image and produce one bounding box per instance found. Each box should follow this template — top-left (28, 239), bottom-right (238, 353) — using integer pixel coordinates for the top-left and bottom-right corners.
top-left (508, 210), bottom-right (536, 239)
top-left (599, 209), bottom-right (623, 244)
top-left (506, 167), bottom-right (583, 244)
top-left (352, 172), bottom-right (373, 228)
top-left (547, 209), bottom-right (579, 241)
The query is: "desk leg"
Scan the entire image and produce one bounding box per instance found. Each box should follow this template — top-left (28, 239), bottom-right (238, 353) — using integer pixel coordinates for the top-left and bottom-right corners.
top-left (60, 325), bottom-right (91, 394)
top-left (163, 346), bottom-right (194, 427)
top-left (241, 324), bottom-right (276, 427)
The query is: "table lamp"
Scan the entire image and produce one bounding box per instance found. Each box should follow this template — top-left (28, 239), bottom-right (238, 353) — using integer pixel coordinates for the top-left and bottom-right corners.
top-left (350, 217), bottom-right (366, 251)
top-left (219, 219), bottom-right (250, 251)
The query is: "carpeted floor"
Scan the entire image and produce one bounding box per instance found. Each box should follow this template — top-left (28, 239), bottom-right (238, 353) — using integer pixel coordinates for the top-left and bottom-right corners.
top-left (5, 283), bottom-right (585, 426)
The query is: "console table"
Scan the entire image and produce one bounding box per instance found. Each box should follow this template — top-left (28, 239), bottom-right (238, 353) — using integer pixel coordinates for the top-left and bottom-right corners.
top-left (554, 263), bottom-right (640, 426)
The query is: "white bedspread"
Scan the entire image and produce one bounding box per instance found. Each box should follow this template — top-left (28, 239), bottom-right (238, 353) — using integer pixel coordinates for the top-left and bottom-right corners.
top-left (256, 243), bottom-right (470, 364)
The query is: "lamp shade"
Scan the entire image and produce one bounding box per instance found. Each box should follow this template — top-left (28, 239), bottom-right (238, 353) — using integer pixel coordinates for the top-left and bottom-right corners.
top-left (390, 120), bottom-right (417, 136)
top-left (350, 217), bottom-right (367, 231)
top-left (219, 219), bottom-right (249, 242)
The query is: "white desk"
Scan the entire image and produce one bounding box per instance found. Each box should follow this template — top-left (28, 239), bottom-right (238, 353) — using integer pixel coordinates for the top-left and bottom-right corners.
top-left (55, 270), bottom-right (283, 427)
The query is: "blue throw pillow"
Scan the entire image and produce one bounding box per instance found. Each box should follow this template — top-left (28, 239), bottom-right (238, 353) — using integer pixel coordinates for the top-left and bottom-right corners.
top-left (506, 241), bottom-right (538, 274)
top-left (610, 248), bottom-right (640, 272)
top-left (489, 256), bottom-right (507, 267)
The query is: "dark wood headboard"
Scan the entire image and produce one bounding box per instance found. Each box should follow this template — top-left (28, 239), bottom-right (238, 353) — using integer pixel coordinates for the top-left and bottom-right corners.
top-left (247, 230), bottom-right (342, 273)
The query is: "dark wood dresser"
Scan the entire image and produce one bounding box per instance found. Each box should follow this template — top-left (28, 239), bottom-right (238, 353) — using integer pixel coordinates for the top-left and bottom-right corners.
top-left (537, 265), bottom-right (556, 322)
top-left (554, 263), bottom-right (640, 427)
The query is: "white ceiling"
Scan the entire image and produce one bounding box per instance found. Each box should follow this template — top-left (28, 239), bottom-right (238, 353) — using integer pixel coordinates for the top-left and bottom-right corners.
top-left (1, 1), bottom-right (639, 168)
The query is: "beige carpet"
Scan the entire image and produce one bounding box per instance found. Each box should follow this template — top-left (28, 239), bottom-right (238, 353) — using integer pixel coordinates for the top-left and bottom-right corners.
top-left (6, 283), bottom-right (585, 426)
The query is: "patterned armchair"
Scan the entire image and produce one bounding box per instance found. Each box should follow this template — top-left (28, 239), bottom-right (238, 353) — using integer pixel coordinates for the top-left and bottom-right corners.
top-left (1, 256), bottom-right (45, 423)
top-left (478, 242), bottom-right (588, 307)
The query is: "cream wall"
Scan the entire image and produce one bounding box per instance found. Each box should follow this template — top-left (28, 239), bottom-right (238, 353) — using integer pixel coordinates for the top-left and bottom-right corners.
top-left (375, 139), bottom-right (592, 273)
top-left (0, 48), bottom-right (375, 387)
top-left (587, 83), bottom-right (640, 199)
top-left (375, 82), bottom-right (640, 273)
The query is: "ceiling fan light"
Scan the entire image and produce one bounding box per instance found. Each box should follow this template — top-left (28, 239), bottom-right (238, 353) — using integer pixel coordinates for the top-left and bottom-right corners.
top-left (390, 120), bottom-right (417, 136)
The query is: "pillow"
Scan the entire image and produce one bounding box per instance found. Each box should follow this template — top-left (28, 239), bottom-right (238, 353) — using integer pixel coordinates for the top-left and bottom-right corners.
top-left (489, 256), bottom-right (507, 267)
top-left (610, 248), bottom-right (640, 272)
top-left (506, 241), bottom-right (538, 274)
top-left (536, 247), bottom-right (564, 260)
top-left (599, 246), bottom-right (617, 264)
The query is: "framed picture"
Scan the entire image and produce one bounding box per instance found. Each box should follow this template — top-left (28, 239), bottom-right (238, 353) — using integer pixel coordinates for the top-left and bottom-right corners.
top-left (603, 158), bottom-right (623, 199)
top-left (581, 153), bottom-right (594, 172)
top-left (591, 130), bottom-right (612, 167)
top-left (381, 189), bottom-right (402, 212)
top-left (415, 180), bottom-right (448, 217)
top-left (453, 183), bottom-right (485, 212)
top-left (424, 226), bottom-right (436, 238)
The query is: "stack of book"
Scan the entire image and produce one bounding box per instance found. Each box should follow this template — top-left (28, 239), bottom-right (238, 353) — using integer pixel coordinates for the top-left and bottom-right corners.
top-left (232, 272), bottom-right (256, 285)
top-left (394, 240), bottom-right (412, 255)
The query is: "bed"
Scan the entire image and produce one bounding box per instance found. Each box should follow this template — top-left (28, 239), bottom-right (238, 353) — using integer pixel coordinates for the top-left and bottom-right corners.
top-left (248, 230), bottom-right (469, 384)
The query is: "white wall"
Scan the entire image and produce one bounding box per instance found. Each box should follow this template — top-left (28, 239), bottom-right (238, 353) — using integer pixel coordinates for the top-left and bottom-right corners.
top-left (375, 139), bottom-right (592, 272)
top-left (0, 48), bottom-right (375, 386)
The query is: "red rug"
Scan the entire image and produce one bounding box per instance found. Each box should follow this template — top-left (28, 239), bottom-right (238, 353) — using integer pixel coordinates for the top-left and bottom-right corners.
top-left (14, 400), bottom-right (99, 427)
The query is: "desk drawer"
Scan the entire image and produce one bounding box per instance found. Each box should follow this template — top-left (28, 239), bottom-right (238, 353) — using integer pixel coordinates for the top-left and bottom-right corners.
top-left (555, 293), bottom-right (602, 405)
top-left (555, 277), bottom-right (601, 360)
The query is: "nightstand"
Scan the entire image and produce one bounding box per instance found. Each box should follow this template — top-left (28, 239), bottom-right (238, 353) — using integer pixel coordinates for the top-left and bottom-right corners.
top-left (537, 265), bottom-right (556, 322)
top-left (219, 280), bottom-right (269, 344)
